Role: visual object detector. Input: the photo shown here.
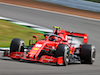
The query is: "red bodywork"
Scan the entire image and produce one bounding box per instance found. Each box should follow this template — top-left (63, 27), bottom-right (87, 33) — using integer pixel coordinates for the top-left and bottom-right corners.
top-left (4, 29), bottom-right (88, 65)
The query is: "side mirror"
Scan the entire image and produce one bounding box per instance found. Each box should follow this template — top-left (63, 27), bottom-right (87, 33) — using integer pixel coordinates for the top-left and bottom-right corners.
top-left (33, 36), bottom-right (37, 40)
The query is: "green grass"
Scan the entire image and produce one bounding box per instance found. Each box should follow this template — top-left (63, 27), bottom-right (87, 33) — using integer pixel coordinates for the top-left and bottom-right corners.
top-left (0, 20), bottom-right (44, 47)
top-left (85, 0), bottom-right (100, 3)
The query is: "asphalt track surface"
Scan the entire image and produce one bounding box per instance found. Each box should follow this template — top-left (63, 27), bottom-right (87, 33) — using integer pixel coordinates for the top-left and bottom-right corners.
top-left (0, 3), bottom-right (100, 75)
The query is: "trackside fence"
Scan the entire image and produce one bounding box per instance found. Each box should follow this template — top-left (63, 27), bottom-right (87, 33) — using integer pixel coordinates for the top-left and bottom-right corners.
top-left (36, 0), bottom-right (100, 12)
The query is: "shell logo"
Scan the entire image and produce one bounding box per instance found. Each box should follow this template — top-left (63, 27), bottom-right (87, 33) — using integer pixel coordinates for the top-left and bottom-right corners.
top-left (33, 47), bottom-right (39, 50)
top-left (14, 54), bottom-right (16, 56)
top-left (44, 58), bottom-right (46, 60)
top-left (30, 51), bottom-right (37, 53)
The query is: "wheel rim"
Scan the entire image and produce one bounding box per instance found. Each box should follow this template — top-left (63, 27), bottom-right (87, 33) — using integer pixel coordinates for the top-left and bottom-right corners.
top-left (91, 46), bottom-right (96, 62)
top-left (64, 46), bottom-right (69, 64)
top-left (18, 41), bottom-right (25, 52)
top-left (65, 50), bottom-right (69, 63)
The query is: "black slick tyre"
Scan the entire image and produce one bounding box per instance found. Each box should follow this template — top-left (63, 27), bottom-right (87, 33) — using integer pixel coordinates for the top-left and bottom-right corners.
top-left (10, 38), bottom-right (25, 53)
top-left (80, 44), bottom-right (96, 64)
top-left (55, 44), bottom-right (70, 66)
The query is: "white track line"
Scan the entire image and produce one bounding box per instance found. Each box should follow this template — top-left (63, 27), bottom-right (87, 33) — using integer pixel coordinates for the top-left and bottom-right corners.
top-left (0, 2), bottom-right (100, 21)
top-left (0, 16), bottom-right (53, 33)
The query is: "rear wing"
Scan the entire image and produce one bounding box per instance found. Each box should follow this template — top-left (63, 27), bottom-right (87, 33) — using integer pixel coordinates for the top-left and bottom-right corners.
top-left (65, 31), bottom-right (88, 43)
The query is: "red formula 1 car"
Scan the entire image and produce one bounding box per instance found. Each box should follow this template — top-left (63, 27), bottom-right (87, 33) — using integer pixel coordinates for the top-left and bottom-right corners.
top-left (2, 26), bottom-right (96, 66)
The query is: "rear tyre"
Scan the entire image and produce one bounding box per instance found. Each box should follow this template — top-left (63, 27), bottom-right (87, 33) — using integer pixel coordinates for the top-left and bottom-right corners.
top-left (80, 44), bottom-right (96, 64)
top-left (10, 38), bottom-right (25, 53)
top-left (55, 44), bottom-right (70, 66)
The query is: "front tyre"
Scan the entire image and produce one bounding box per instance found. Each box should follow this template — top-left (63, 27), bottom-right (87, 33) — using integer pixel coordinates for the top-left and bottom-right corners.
top-left (80, 44), bottom-right (96, 64)
top-left (55, 44), bottom-right (70, 66)
top-left (10, 38), bottom-right (25, 53)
